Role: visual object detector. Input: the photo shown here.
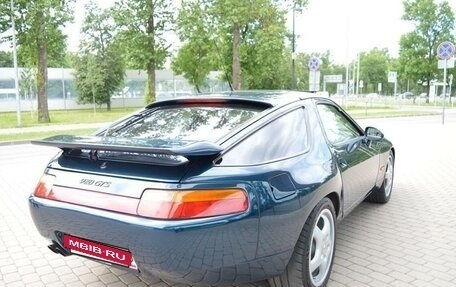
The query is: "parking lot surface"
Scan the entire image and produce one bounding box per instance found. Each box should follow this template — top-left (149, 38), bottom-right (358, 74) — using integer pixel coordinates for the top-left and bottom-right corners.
top-left (1, 114), bottom-right (456, 287)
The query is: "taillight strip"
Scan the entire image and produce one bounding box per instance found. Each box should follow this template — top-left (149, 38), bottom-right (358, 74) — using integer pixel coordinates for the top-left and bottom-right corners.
top-left (37, 185), bottom-right (140, 216)
top-left (137, 189), bottom-right (249, 220)
top-left (34, 174), bottom-right (249, 220)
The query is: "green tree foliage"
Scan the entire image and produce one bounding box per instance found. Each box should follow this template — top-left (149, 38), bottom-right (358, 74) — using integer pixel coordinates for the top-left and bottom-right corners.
top-left (359, 48), bottom-right (390, 93)
top-left (399, 0), bottom-right (455, 98)
top-left (174, 0), bottom-right (307, 91)
top-left (73, 1), bottom-right (124, 111)
top-left (0, 0), bottom-right (74, 123)
top-left (213, 0), bottom-right (307, 90)
top-left (240, 4), bottom-right (290, 89)
top-left (0, 51), bottom-right (13, 67)
top-left (112, 0), bottom-right (174, 103)
top-left (172, 0), bottom-right (216, 93)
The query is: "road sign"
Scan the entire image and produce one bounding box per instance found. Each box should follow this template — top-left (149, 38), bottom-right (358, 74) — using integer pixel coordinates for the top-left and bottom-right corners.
top-left (436, 41), bottom-right (454, 125)
top-left (359, 80), bottom-right (364, 89)
top-left (308, 57), bottom-right (320, 71)
top-left (438, 58), bottom-right (455, 69)
top-left (323, 74), bottom-right (343, 83)
top-left (437, 41), bottom-right (455, 60)
top-left (388, 71), bottom-right (397, 83)
top-left (309, 71), bottom-right (320, 91)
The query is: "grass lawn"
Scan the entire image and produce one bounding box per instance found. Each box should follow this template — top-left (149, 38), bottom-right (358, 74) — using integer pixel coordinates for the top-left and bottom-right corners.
top-left (0, 107), bottom-right (139, 129)
top-left (347, 108), bottom-right (439, 119)
top-left (0, 105), bottom-right (442, 143)
top-left (0, 128), bottom-right (98, 143)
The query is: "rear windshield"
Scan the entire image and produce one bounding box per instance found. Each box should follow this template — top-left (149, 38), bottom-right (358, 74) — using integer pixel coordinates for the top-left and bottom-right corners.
top-left (103, 105), bottom-right (262, 143)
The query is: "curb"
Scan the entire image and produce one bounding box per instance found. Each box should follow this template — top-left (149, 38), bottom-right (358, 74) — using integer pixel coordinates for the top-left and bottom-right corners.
top-left (0, 140), bottom-right (32, 146)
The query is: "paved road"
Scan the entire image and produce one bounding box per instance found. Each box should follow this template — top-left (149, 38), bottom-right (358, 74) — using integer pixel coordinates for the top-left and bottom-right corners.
top-left (1, 115), bottom-right (456, 287)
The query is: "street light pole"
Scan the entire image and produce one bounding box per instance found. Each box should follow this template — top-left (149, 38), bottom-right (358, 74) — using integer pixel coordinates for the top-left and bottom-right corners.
top-left (10, 0), bottom-right (21, 127)
top-left (291, 4), bottom-right (296, 90)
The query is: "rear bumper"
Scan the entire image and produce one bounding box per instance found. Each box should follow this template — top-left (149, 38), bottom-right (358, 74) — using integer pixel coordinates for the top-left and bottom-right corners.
top-left (29, 195), bottom-right (290, 284)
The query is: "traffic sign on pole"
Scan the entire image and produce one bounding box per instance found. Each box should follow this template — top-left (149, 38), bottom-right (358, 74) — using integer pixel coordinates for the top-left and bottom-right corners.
top-left (437, 41), bottom-right (455, 60)
top-left (388, 71), bottom-right (397, 83)
top-left (436, 41), bottom-right (454, 125)
top-left (438, 58), bottom-right (454, 69)
top-left (323, 74), bottom-right (343, 83)
top-left (308, 57), bottom-right (320, 71)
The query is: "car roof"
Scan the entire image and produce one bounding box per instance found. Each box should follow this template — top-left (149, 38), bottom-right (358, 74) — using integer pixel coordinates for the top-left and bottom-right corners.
top-left (147, 90), bottom-right (317, 109)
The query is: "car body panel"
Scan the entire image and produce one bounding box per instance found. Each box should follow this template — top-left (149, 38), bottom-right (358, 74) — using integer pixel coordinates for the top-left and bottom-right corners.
top-left (29, 91), bottom-right (393, 284)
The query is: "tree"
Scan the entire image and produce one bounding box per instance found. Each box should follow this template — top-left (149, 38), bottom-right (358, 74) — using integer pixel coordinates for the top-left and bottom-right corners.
top-left (399, 0), bottom-right (455, 100)
top-left (240, 4), bottom-right (290, 89)
top-left (359, 48), bottom-right (390, 94)
top-left (173, 0), bottom-right (307, 91)
top-left (211, 0), bottom-right (308, 90)
top-left (0, 51), bottom-right (13, 67)
top-left (0, 0), bottom-right (74, 123)
top-left (73, 1), bottom-right (124, 111)
top-left (172, 0), bottom-right (217, 93)
top-left (112, 0), bottom-right (174, 103)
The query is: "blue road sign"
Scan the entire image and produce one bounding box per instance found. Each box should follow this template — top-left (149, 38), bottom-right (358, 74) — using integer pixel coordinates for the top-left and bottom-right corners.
top-left (437, 41), bottom-right (455, 60)
top-left (308, 57), bottom-right (320, 71)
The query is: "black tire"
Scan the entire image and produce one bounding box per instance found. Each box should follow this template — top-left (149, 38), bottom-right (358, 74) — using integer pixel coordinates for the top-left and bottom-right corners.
top-left (366, 151), bottom-right (394, 203)
top-left (269, 198), bottom-right (336, 287)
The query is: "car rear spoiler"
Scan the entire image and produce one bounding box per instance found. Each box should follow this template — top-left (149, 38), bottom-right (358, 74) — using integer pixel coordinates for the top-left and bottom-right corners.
top-left (31, 135), bottom-right (223, 166)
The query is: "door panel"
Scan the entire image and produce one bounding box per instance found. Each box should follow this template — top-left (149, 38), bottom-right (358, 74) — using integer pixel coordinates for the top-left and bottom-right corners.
top-left (316, 103), bottom-right (379, 213)
top-left (333, 140), bottom-right (379, 211)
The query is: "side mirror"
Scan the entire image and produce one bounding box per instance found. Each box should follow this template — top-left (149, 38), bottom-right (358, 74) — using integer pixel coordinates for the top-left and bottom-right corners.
top-left (365, 126), bottom-right (384, 141)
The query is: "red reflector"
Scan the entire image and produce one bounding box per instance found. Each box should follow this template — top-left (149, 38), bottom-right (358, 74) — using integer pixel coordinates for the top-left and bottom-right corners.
top-left (33, 174), bottom-right (139, 216)
top-left (38, 185), bottom-right (140, 216)
top-left (137, 189), bottom-right (249, 219)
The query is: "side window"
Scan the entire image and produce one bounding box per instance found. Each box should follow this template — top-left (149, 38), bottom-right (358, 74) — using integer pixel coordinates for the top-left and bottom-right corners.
top-left (220, 108), bottom-right (308, 165)
top-left (317, 104), bottom-right (362, 145)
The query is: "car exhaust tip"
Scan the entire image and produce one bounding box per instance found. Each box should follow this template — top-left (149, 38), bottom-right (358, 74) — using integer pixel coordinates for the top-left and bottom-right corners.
top-left (48, 242), bottom-right (71, 257)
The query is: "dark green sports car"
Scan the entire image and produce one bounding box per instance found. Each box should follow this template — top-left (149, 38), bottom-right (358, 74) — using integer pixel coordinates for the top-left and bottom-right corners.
top-left (29, 91), bottom-right (394, 287)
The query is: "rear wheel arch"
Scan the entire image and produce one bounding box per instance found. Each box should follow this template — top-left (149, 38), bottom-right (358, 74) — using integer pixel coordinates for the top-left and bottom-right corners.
top-left (269, 197), bottom-right (336, 287)
top-left (326, 192), bottom-right (341, 218)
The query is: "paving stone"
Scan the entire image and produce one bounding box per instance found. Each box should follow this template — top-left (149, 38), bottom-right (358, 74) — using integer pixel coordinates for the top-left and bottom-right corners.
top-left (2, 119), bottom-right (456, 286)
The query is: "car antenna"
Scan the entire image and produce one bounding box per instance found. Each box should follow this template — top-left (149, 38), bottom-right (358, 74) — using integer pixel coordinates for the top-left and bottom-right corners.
top-left (212, 39), bottom-right (234, 91)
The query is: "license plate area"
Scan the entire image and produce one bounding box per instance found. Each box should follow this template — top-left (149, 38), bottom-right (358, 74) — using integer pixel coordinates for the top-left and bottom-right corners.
top-left (63, 234), bottom-right (136, 269)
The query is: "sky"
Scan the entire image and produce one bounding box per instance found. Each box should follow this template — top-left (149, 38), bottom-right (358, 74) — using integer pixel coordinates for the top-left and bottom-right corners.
top-left (291, 0), bottom-right (456, 64)
top-left (290, 0), bottom-right (414, 64)
top-left (3, 0), bottom-right (456, 65)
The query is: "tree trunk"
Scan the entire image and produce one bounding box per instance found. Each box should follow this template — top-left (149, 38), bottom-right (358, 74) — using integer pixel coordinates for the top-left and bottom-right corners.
top-left (37, 14), bottom-right (50, 123)
top-left (232, 23), bottom-right (241, 90)
top-left (107, 95), bottom-right (111, 111)
top-left (147, 62), bottom-right (156, 103)
top-left (145, 1), bottom-right (156, 103)
top-left (426, 79), bottom-right (430, 104)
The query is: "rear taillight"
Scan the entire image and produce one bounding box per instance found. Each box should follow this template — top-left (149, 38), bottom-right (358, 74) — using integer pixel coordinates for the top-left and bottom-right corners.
top-left (34, 174), bottom-right (56, 199)
top-left (137, 188), bottom-right (249, 220)
top-left (33, 173), bottom-right (248, 220)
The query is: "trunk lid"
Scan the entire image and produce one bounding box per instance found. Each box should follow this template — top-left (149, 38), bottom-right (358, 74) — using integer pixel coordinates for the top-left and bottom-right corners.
top-left (33, 135), bottom-right (223, 194)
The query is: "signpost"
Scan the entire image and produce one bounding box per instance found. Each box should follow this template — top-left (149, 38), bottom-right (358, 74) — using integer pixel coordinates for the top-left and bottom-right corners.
top-left (388, 71), bottom-right (397, 97)
top-left (437, 41), bottom-right (455, 125)
top-left (308, 57), bottom-right (321, 92)
top-left (449, 74), bottom-right (453, 107)
top-left (323, 74), bottom-right (343, 92)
